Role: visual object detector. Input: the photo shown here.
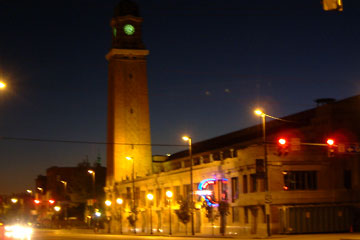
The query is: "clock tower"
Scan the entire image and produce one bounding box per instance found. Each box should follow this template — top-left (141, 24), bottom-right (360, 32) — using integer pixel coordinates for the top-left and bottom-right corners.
top-left (106, 0), bottom-right (152, 185)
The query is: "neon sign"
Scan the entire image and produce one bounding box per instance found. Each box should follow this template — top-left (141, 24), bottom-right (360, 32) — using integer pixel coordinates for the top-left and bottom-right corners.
top-left (196, 178), bottom-right (228, 207)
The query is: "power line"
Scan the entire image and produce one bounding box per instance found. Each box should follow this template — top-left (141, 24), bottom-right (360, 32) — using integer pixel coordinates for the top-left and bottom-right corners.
top-left (0, 136), bottom-right (186, 147)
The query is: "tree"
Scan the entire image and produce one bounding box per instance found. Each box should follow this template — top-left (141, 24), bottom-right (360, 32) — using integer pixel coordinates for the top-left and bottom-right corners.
top-left (127, 205), bottom-right (138, 233)
top-left (202, 201), bottom-right (218, 235)
top-left (218, 201), bottom-right (229, 236)
top-left (175, 199), bottom-right (191, 235)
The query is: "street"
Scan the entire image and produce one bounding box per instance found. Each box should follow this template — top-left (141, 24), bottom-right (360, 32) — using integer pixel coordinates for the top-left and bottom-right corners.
top-left (30, 229), bottom-right (360, 240)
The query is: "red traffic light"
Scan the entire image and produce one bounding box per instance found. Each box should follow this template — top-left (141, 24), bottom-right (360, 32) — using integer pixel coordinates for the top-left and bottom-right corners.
top-left (278, 138), bottom-right (287, 145)
top-left (34, 199), bottom-right (41, 204)
top-left (326, 138), bottom-right (335, 146)
top-left (48, 199), bottom-right (55, 205)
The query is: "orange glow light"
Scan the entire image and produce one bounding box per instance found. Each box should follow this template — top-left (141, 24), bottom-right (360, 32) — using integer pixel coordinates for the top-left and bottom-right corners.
top-left (326, 138), bottom-right (335, 146)
top-left (278, 138), bottom-right (287, 145)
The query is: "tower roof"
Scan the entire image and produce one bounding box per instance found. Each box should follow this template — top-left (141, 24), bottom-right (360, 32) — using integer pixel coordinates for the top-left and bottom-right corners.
top-left (114, 0), bottom-right (140, 17)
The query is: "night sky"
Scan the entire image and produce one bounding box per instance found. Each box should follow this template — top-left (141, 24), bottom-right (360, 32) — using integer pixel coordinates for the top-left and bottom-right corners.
top-left (0, 0), bottom-right (358, 194)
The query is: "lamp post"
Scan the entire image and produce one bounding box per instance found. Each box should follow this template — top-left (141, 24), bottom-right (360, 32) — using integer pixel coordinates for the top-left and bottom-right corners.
top-left (105, 200), bottom-right (112, 233)
top-left (182, 136), bottom-right (195, 236)
top-left (166, 190), bottom-right (173, 235)
top-left (60, 180), bottom-right (68, 221)
top-left (126, 156), bottom-right (136, 234)
top-left (146, 193), bottom-right (154, 235)
top-left (87, 170), bottom-right (96, 202)
top-left (116, 198), bottom-right (123, 234)
top-left (254, 109), bottom-right (272, 237)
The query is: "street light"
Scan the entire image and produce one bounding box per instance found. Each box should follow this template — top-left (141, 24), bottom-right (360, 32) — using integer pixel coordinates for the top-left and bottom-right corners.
top-left (166, 190), bottom-right (173, 235)
top-left (182, 135), bottom-right (195, 236)
top-left (60, 180), bottom-right (68, 221)
top-left (105, 200), bottom-right (112, 206)
top-left (116, 198), bottom-right (123, 234)
top-left (11, 198), bottom-right (18, 204)
top-left (254, 108), bottom-right (272, 237)
top-left (87, 170), bottom-right (96, 201)
top-left (126, 156), bottom-right (136, 234)
top-left (105, 200), bottom-right (112, 233)
top-left (0, 81), bottom-right (6, 89)
top-left (146, 193), bottom-right (154, 235)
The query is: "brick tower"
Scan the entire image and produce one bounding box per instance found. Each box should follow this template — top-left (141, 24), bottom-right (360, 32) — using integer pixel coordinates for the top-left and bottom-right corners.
top-left (106, 0), bottom-right (152, 186)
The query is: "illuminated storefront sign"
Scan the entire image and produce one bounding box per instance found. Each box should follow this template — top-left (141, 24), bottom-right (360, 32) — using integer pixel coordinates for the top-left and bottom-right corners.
top-left (196, 178), bottom-right (228, 207)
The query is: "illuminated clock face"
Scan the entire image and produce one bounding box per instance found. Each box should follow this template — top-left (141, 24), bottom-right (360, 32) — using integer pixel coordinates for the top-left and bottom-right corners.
top-left (123, 24), bottom-right (135, 35)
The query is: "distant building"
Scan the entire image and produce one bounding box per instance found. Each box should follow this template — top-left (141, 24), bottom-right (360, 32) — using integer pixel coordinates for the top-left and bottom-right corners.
top-left (34, 161), bottom-right (106, 226)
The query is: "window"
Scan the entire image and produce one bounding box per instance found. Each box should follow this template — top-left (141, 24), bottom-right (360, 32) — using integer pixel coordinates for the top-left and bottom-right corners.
top-left (193, 157), bottom-right (200, 165)
top-left (202, 155), bottom-right (210, 163)
top-left (344, 170), bottom-right (352, 189)
top-left (140, 191), bottom-right (145, 206)
top-left (184, 160), bottom-right (191, 168)
top-left (174, 186), bottom-right (181, 201)
top-left (223, 149), bottom-right (232, 159)
top-left (126, 187), bottom-right (131, 200)
top-left (156, 188), bottom-right (162, 206)
top-left (243, 175), bottom-right (248, 193)
top-left (135, 187), bottom-right (140, 206)
top-left (232, 207), bottom-right (240, 223)
top-left (250, 174), bottom-right (257, 192)
top-left (212, 152), bottom-right (221, 161)
top-left (231, 177), bottom-right (239, 202)
top-left (221, 180), bottom-right (228, 201)
top-left (283, 171), bottom-right (317, 190)
top-left (244, 207), bottom-right (249, 224)
top-left (183, 184), bottom-right (190, 200)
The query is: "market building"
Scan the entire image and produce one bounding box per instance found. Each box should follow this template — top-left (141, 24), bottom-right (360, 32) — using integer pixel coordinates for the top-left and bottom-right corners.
top-left (105, 0), bottom-right (360, 236)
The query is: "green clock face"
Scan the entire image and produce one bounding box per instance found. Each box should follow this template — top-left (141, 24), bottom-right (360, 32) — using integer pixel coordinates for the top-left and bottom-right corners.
top-left (123, 24), bottom-right (135, 35)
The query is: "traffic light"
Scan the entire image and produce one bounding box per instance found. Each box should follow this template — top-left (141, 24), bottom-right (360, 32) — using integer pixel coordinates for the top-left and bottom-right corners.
top-left (277, 138), bottom-right (289, 156)
top-left (326, 138), bottom-right (336, 157)
top-left (322, 0), bottom-right (343, 11)
top-left (48, 199), bottom-right (55, 205)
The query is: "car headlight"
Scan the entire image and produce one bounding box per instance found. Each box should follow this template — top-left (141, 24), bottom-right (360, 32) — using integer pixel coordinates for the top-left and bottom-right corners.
top-left (4, 224), bottom-right (33, 239)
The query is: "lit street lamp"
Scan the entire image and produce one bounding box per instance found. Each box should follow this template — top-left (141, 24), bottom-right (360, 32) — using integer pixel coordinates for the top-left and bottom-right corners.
top-left (182, 135), bottom-right (195, 236)
top-left (11, 198), bottom-right (18, 204)
top-left (60, 180), bottom-right (68, 221)
top-left (146, 193), bottom-right (154, 235)
top-left (116, 198), bottom-right (123, 234)
top-left (0, 81), bottom-right (6, 89)
top-left (105, 200), bottom-right (112, 233)
top-left (37, 187), bottom-right (44, 193)
top-left (87, 170), bottom-right (96, 201)
top-left (254, 108), bottom-right (277, 237)
top-left (166, 190), bottom-right (173, 235)
top-left (126, 156), bottom-right (136, 234)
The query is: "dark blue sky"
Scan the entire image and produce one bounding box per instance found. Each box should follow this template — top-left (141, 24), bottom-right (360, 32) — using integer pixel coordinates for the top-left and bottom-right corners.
top-left (0, 0), bottom-right (358, 194)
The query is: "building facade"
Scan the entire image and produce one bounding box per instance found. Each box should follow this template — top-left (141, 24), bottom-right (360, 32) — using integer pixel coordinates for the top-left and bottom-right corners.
top-left (106, 95), bottom-right (360, 235)
top-left (105, 1), bottom-right (360, 236)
